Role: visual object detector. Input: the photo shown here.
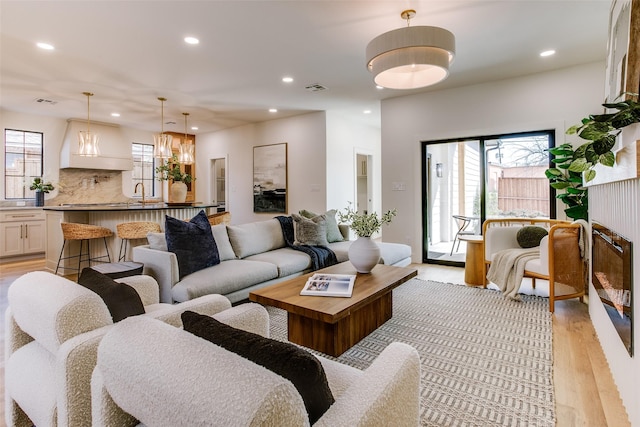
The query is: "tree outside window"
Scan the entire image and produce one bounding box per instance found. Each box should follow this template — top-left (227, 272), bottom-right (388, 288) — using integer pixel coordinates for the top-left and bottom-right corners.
top-left (4, 129), bottom-right (44, 199)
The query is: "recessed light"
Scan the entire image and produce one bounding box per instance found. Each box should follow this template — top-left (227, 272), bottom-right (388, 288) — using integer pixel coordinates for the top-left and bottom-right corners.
top-left (363, 110), bottom-right (372, 114)
top-left (111, 112), bottom-right (120, 117)
top-left (184, 36), bottom-right (199, 45)
top-left (269, 108), bottom-right (278, 113)
top-left (191, 126), bottom-right (198, 131)
top-left (282, 77), bottom-right (294, 83)
top-left (36, 42), bottom-right (54, 50)
top-left (540, 50), bottom-right (556, 57)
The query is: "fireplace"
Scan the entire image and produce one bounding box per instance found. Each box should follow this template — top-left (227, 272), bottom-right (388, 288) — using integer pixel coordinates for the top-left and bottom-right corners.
top-left (592, 222), bottom-right (633, 356)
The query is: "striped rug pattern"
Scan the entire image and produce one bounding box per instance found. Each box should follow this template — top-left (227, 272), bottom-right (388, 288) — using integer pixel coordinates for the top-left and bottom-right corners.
top-left (267, 278), bottom-right (554, 426)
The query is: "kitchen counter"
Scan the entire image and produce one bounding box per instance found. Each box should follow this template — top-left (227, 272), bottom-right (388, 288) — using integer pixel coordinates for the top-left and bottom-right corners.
top-left (0, 206), bottom-right (42, 211)
top-left (43, 202), bottom-right (220, 212)
top-left (44, 203), bottom-right (224, 272)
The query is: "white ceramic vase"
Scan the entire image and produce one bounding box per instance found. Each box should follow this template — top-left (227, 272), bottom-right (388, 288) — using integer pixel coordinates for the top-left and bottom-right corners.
top-left (170, 181), bottom-right (188, 203)
top-left (348, 236), bottom-right (381, 273)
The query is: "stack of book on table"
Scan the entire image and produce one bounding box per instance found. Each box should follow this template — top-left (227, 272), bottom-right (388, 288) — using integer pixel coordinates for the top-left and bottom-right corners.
top-left (300, 273), bottom-right (356, 297)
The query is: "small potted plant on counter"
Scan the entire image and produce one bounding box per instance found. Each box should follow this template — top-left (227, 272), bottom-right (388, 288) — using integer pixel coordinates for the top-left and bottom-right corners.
top-left (29, 177), bottom-right (55, 207)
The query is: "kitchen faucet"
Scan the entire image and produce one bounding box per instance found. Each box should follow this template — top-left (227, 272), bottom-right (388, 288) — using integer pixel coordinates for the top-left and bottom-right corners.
top-left (134, 182), bottom-right (145, 205)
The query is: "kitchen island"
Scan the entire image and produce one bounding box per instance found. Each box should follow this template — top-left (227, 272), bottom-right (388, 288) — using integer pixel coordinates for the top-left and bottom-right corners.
top-left (43, 203), bottom-right (221, 273)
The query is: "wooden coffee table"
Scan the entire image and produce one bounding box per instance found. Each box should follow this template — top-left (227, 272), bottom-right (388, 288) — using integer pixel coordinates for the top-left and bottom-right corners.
top-left (249, 262), bottom-right (417, 356)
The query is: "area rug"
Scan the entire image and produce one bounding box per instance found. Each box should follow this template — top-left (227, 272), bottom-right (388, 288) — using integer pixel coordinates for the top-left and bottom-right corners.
top-left (267, 278), bottom-right (554, 426)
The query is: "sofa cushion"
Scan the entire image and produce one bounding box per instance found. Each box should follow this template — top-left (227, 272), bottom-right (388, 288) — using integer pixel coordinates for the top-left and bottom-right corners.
top-left (171, 259), bottom-right (278, 302)
top-left (211, 224), bottom-right (236, 261)
top-left (245, 248), bottom-right (312, 277)
top-left (517, 226), bottom-right (548, 248)
top-left (78, 268), bottom-right (145, 322)
top-left (181, 311), bottom-right (335, 424)
top-left (166, 210), bottom-right (220, 279)
top-left (378, 242), bottom-right (412, 265)
top-left (227, 219), bottom-right (286, 258)
top-left (292, 213), bottom-right (329, 246)
top-left (300, 209), bottom-right (344, 243)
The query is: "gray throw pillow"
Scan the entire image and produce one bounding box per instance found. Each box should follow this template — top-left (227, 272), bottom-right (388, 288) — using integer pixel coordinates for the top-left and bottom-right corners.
top-left (147, 232), bottom-right (167, 251)
top-left (517, 226), bottom-right (548, 248)
top-left (292, 213), bottom-right (329, 246)
top-left (299, 209), bottom-right (343, 243)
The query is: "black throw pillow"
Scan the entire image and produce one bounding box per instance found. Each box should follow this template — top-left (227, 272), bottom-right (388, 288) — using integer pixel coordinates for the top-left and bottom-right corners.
top-left (78, 267), bottom-right (145, 322)
top-left (181, 311), bottom-right (335, 424)
top-left (165, 210), bottom-right (220, 279)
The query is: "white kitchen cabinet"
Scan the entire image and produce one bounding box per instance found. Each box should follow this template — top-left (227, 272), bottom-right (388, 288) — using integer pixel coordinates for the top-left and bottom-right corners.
top-left (0, 210), bottom-right (46, 258)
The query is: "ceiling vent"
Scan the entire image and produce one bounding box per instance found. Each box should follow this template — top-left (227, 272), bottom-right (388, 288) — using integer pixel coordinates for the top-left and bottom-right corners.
top-left (34, 98), bottom-right (58, 105)
top-left (305, 83), bottom-right (328, 92)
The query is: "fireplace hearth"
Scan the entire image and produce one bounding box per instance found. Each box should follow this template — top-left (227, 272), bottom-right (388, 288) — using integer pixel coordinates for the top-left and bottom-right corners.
top-left (592, 222), bottom-right (633, 356)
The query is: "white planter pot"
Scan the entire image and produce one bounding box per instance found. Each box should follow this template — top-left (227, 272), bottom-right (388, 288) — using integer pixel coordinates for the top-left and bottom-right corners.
top-left (348, 236), bottom-right (381, 273)
top-left (170, 181), bottom-right (188, 203)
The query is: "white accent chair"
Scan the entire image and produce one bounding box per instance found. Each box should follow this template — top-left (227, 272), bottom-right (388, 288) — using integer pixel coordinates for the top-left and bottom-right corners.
top-left (4, 271), bottom-right (263, 427)
top-left (482, 218), bottom-right (587, 312)
top-left (91, 316), bottom-right (421, 427)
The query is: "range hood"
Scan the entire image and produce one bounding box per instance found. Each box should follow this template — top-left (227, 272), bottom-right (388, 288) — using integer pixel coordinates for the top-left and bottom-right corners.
top-left (60, 119), bottom-right (133, 170)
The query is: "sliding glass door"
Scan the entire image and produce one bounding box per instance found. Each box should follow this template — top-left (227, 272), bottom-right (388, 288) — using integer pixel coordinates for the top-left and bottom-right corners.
top-left (422, 130), bottom-right (555, 265)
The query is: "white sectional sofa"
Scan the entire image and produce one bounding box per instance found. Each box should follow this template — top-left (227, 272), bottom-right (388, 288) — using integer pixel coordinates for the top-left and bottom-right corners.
top-left (133, 217), bottom-right (412, 303)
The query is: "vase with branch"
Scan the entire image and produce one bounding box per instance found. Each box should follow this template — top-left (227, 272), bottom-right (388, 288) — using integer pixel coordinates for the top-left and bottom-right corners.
top-left (338, 202), bottom-right (397, 273)
top-left (155, 155), bottom-right (194, 203)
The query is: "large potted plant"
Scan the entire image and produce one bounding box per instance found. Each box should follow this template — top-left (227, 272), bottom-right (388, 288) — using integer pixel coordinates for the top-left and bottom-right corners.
top-left (546, 93), bottom-right (639, 220)
top-left (29, 177), bottom-right (55, 207)
top-left (338, 202), bottom-right (397, 273)
top-left (155, 155), bottom-right (194, 203)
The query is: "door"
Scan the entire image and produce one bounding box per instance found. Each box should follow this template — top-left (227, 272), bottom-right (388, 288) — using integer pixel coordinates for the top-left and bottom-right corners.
top-left (0, 222), bottom-right (23, 257)
top-left (23, 221), bottom-right (46, 254)
top-left (423, 130), bottom-right (554, 265)
top-left (356, 153), bottom-right (371, 214)
top-left (210, 157), bottom-right (227, 210)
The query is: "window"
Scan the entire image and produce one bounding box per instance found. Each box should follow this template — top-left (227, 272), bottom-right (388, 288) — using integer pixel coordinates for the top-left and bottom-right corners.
top-left (4, 129), bottom-right (44, 199)
top-left (132, 143), bottom-right (155, 198)
top-left (422, 130), bottom-right (556, 264)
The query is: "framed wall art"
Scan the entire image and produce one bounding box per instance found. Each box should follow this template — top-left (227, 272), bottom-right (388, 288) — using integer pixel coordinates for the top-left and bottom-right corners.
top-left (253, 143), bottom-right (287, 213)
top-left (605, 0), bottom-right (640, 103)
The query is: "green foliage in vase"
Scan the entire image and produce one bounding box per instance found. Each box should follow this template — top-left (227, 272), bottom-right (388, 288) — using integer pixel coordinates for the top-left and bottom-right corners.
top-left (155, 155), bottom-right (194, 184)
top-left (338, 202), bottom-right (397, 237)
top-left (29, 177), bottom-right (54, 193)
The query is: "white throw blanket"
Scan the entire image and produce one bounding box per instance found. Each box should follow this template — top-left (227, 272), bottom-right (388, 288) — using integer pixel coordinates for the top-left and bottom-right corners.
top-left (486, 247), bottom-right (540, 300)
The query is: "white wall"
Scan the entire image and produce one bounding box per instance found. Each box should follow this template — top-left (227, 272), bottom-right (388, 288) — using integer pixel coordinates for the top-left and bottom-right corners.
top-left (195, 112), bottom-right (328, 225)
top-left (380, 61), bottom-right (606, 260)
top-left (195, 111), bottom-right (381, 226)
top-left (325, 111), bottom-right (381, 216)
top-left (0, 109), bottom-right (165, 201)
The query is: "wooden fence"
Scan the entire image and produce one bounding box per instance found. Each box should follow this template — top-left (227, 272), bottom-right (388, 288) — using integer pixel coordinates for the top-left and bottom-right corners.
top-left (497, 177), bottom-right (549, 216)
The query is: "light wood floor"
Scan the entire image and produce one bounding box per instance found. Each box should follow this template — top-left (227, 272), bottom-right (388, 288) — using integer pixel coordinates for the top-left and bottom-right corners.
top-left (0, 259), bottom-right (631, 426)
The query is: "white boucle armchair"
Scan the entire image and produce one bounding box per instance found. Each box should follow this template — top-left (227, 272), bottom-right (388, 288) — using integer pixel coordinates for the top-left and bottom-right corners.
top-left (91, 316), bottom-right (421, 427)
top-left (4, 271), bottom-right (259, 427)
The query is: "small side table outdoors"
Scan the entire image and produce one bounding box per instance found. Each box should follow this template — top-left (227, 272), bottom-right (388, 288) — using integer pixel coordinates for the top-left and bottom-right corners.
top-left (458, 235), bottom-right (485, 287)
